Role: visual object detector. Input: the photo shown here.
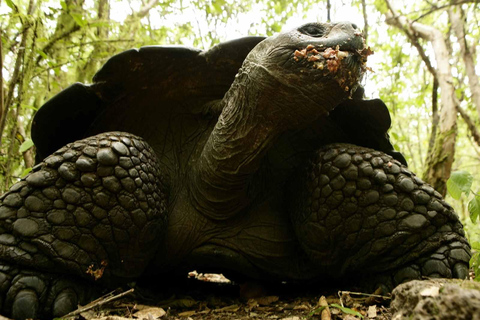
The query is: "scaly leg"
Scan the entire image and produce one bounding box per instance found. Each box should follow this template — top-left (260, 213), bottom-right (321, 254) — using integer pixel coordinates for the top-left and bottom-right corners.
top-left (0, 132), bottom-right (168, 318)
top-left (289, 143), bottom-right (470, 289)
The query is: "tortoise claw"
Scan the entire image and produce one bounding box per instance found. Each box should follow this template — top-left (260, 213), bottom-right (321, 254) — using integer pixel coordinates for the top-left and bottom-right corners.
top-left (52, 288), bottom-right (78, 318)
top-left (12, 289), bottom-right (39, 319)
top-left (453, 262), bottom-right (469, 279)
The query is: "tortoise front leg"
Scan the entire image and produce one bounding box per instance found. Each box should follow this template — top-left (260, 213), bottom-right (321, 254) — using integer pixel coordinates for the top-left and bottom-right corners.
top-left (289, 143), bottom-right (470, 289)
top-left (0, 132), bottom-right (168, 318)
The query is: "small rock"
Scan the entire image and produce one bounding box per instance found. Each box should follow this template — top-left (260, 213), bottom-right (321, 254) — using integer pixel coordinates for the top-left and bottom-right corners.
top-left (391, 279), bottom-right (480, 320)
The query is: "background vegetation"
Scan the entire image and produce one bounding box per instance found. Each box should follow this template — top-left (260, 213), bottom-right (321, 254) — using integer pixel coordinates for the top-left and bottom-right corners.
top-left (1, 0), bottom-right (480, 274)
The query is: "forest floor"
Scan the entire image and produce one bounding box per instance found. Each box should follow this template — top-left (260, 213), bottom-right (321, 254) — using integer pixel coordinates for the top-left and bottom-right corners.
top-left (67, 273), bottom-right (393, 320)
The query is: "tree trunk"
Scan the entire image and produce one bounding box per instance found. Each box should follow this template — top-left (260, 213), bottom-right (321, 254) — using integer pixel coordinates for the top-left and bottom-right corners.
top-left (361, 0), bottom-right (368, 42)
top-left (0, 0), bottom-right (35, 150)
top-left (427, 79), bottom-right (439, 155)
top-left (449, 6), bottom-right (480, 118)
top-left (384, 1), bottom-right (457, 196)
top-left (0, 30), bottom-right (3, 132)
top-left (76, 0), bottom-right (110, 83)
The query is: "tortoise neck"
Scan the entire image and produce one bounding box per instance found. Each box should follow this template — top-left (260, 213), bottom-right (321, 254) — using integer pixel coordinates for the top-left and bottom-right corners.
top-left (191, 62), bottom-right (339, 219)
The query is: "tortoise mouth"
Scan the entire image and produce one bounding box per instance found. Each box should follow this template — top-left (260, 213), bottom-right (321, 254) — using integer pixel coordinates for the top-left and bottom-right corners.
top-left (293, 44), bottom-right (373, 93)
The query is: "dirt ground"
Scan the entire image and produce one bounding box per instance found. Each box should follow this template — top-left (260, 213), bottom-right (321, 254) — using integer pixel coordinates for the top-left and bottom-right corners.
top-left (67, 274), bottom-right (393, 320)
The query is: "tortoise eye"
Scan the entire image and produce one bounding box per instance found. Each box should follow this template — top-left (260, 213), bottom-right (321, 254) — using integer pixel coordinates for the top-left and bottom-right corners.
top-left (299, 24), bottom-right (326, 37)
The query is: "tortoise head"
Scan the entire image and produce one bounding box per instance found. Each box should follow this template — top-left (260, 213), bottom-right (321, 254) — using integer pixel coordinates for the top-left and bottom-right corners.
top-left (237, 22), bottom-right (370, 128)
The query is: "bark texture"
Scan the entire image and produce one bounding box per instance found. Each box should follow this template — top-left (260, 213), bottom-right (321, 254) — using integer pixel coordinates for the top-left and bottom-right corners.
top-left (385, 1), bottom-right (457, 197)
top-left (449, 6), bottom-right (480, 119)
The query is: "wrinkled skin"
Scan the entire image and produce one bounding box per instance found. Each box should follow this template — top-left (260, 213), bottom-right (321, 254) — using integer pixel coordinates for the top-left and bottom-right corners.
top-left (0, 22), bottom-right (471, 319)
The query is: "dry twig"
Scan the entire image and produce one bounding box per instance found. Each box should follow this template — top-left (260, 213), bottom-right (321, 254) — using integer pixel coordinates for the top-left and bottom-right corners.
top-left (62, 288), bottom-right (135, 318)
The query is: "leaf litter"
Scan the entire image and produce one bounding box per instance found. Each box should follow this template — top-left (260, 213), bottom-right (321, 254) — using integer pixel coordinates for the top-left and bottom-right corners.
top-left (64, 277), bottom-right (393, 320)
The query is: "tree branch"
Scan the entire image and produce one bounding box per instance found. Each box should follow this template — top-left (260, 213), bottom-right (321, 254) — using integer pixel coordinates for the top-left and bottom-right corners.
top-left (2, 0), bottom-right (36, 189)
top-left (0, 0), bottom-right (34, 150)
top-left (449, 5), bottom-right (480, 119)
top-left (384, 0), bottom-right (458, 196)
top-left (0, 29), bottom-right (4, 138)
top-left (412, 0), bottom-right (478, 22)
top-left (327, 0), bottom-right (331, 22)
top-left (134, 0), bottom-right (159, 18)
top-left (361, 0), bottom-right (368, 42)
top-left (457, 105), bottom-right (480, 147)
top-left (384, 5), bottom-right (437, 77)
top-left (64, 39), bottom-right (135, 49)
top-left (35, 24), bottom-right (80, 66)
top-left (427, 78), bottom-right (439, 154)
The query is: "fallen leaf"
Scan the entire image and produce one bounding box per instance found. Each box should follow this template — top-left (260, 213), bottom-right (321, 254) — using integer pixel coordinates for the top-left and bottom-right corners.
top-left (318, 296), bottom-right (331, 320)
top-left (367, 305), bottom-right (377, 318)
top-left (178, 310), bottom-right (196, 317)
top-left (214, 304), bottom-right (240, 312)
top-left (247, 299), bottom-right (259, 309)
top-left (133, 307), bottom-right (166, 319)
top-left (187, 271), bottom-right (231, 283)
top-left (293, 304), bottom-right (309, 310)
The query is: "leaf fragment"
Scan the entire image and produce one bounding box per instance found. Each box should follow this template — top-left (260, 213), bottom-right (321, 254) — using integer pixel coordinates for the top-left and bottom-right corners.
top-left (468, 195), bottom-right (480, 223)
top-left (330, 303), bottom-right (364, 318)
top-left (447, 170), bottom-right (473, 199)
top-left (19, 139), bottom-right (34, 153)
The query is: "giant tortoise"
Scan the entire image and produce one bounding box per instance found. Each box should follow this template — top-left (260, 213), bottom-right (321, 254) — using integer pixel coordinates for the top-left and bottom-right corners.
top-left (0, 22), bottom-right (471, 318)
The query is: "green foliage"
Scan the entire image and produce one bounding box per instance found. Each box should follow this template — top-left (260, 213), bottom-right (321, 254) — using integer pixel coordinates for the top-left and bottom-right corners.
top-left (20, 167), bottom-right (32, 177)
top-left (19, 139), bottom-right (34, 153)
top-left (2, 0), bottom-right (480, 281)
top-left (330, 304), bottom-right (364, 318)
top-left (447, 170), bottom-right (473, 200)
top-left (468, 196), bottom-right (480, 224)
top-left (447, 171), bottom-right (480, 224)
top-left (5, 0), bottom-right (16, 10)
top-left (471, 242), bottom-right (480, 278)
top-left (307, 306), bottom-right (326, 317)
top-left (307, 304), bottom-right (364, 319)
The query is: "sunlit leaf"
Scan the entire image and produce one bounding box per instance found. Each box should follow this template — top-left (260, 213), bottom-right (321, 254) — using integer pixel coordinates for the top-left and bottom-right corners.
top-left (19, 139), bottom-right (34, 153)
top-left (471, 242), bottom-right (480, 251)
top-left (330, 303), bottom-right (364, 318)
top-left (70, 13), bottom-right (86, 27)
top-left (21, 104), bottom-right (38, 111)
top-left (36, 49), bottom-right (48, 60)
top-left (21, 167), bottom-right (32, 178)
top-left (468, 196), bottom-right (480, 223)
top-left (308, 306), bottom-right (326, 317)
top-left (5, 0), bottom-right (16, 10)
top-left (447, 170), bottom-right (473, 200)
top-left (213, 1), bottom-right (222, 12)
